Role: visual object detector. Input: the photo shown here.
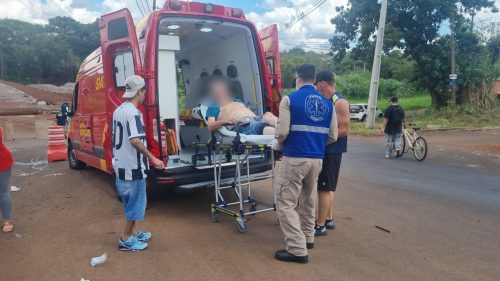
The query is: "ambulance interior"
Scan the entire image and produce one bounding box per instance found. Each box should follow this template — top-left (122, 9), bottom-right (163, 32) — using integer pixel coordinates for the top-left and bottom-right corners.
top-left (156, 17), bottom-right (266, 168)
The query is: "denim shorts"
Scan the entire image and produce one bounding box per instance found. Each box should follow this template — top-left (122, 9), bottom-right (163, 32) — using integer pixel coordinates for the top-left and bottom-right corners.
top-left (236, 120), bottom-right (267, 135)
top-left (115, 177), bottom-right (147, 221)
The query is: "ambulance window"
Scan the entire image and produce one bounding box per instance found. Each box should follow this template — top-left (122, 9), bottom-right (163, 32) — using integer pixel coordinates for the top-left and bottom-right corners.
top-left (108, 17), bottom-right (129, 40)
top-left (266, 57), bottom-right (275, 74)
top-left (114, 51), bottom-right (135, 88)
top-left (70, 83), bottom-right (78, 116)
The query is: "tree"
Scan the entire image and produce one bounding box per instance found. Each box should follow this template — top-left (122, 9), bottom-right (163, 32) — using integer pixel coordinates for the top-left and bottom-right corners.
top-left (330, 0), bottom-right (496, 109)
top-left (488, 35), bottom-right (500, 63)
top-left (0, 17), bottom-right (99, 84)
top-left (280, 47), bottom-right (333, 87)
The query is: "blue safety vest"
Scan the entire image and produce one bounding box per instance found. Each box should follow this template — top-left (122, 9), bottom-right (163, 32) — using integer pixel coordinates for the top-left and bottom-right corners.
top-left (326, 92), bottom-right (348, 154)
top-left (283, 85), bottom-right (333, 159)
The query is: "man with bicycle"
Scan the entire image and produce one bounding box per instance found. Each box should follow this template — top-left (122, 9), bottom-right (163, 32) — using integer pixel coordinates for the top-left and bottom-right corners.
top-left (383, 96), bottom-right (405, 158)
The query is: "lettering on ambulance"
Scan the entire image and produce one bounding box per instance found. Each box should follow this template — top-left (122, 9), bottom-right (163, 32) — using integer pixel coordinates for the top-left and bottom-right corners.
top-left (95, 75), bottom-right (105, 91)
top-left (79, 123), bottom-right (91, 138)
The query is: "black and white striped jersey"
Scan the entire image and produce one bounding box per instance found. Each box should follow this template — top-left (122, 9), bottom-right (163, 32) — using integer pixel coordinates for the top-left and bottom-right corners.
top-left (112, 102), bottom-right (149, 180)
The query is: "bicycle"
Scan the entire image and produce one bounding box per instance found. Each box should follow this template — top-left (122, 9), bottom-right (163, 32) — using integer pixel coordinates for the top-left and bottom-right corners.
top-left (395, 123), bottom-right (428, 161)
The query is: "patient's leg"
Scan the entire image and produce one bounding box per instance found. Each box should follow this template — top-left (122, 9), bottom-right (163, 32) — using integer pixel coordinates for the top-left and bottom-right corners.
top-left (263, 126), bottom-right (276, 135)
top-left (261, 112), bottom-right (278, 127)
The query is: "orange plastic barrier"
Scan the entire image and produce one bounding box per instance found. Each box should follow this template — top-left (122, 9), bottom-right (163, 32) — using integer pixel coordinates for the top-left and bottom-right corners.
top-left (48, 125), bottom-right (68, 162)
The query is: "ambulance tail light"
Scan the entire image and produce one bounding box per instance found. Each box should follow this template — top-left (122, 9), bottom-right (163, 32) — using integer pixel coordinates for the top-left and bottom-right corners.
top-left (231, 8), bottom-right (243, 18)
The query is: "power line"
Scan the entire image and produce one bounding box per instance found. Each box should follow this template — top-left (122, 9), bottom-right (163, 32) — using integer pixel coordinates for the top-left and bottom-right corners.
top-left (280, 0), bottom-right (328, 32)
top-left (135, 0), bottom-right (145, 16)
top-left (144, 0), bottom-right (152, 13)
top-left (140, 0), bottom-right (150, 14)
top-left (138, 0), bottom-right (148, 15)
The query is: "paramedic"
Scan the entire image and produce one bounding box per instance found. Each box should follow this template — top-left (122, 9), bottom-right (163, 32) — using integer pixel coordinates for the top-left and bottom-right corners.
top-left (205, 76), bottom-right (277, 135)
top-left (273, 64), bottom-right (338, 264)
top-left (112, 75), bottom-right (164, 251)
top-left (314, 71), bottom-right (350, 236)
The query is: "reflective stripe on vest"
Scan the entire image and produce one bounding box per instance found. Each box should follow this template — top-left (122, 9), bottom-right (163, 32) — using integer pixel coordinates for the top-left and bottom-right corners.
top-left (290, 125), bottom-right (329, 134)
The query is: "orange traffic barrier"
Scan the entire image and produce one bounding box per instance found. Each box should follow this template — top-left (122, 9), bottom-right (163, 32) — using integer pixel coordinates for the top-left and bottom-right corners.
top-left (48, 125), bottom-right (68, 162)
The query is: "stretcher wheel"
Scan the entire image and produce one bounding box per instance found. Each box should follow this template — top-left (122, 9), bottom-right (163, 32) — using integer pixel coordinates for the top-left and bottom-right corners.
top-left (236, 219), bottom-right (247, 233)
top-left (210, 208), bottom-right (218, 222)
top-left (249, 203), bottom-right (257, 214)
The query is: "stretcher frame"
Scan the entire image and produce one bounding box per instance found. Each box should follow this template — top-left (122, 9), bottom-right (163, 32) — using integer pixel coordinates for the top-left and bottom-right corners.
top-left (198, 134), bottom-right (276, 233)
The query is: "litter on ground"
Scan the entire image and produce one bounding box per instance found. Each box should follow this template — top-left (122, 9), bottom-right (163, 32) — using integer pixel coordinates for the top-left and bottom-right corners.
top-left (10, 186), bottom-right (20, 192)
top-left (90, 253), bottom-right (107, 267)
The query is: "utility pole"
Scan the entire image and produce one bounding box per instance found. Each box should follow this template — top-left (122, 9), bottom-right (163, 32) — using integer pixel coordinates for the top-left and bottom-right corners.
top-left (153, 0), bottom-right (156, 10)
top-left (450, 11), bottom-right (457, 108)
top-left (366, 0), bottom-right (387, 128)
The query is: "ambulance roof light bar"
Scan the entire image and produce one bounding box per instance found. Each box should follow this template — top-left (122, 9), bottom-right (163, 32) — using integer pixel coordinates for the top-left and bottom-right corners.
top-left (163, 1), bottom-right (246, 19)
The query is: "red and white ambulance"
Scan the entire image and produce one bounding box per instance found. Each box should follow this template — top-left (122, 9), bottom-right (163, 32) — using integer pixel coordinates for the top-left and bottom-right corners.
top-left (67, 0), bottom-right (282, 190)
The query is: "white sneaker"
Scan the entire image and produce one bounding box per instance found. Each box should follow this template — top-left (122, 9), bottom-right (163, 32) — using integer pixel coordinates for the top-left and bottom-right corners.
top-left (385, 155), bottom-right (390, 158)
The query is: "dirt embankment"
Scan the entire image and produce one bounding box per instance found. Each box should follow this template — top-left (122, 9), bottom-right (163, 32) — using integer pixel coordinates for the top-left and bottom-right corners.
top-left (0, 80), bottom-right (71, 106)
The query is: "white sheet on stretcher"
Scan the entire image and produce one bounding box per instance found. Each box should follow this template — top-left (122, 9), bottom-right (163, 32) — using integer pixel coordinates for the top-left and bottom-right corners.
top-left (192, 105), bottom-right (275, 145)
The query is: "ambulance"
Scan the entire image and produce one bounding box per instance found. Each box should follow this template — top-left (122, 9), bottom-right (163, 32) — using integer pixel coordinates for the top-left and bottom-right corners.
top-left (67, 0), bottom-right (282, 190)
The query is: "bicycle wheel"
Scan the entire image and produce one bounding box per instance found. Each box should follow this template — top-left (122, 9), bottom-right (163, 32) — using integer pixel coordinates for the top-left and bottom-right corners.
top-left (412, 137), bottom-right (428, 161)
top-left (396, 134), bottom-right (405, 157)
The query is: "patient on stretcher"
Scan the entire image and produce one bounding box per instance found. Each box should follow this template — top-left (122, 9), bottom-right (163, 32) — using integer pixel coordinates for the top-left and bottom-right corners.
top-left (204, 76), bottom-right (277, 135)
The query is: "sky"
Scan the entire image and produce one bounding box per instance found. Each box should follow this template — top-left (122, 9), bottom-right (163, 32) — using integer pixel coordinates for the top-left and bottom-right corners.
top-left (0, 0), bottom-right (498, 53)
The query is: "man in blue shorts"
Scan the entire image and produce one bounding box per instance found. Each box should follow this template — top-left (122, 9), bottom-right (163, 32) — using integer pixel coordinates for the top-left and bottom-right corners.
top-left (112, 75), bottom-right (164, 251)
top-left (204, 76), bottom-right (277, 135)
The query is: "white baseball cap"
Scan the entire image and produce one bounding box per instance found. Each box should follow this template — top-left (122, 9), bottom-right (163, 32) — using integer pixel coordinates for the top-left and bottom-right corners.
top-left (123, 75), bottom-right (146, 99)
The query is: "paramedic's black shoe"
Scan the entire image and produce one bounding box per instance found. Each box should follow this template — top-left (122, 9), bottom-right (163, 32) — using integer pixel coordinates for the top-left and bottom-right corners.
top-left (325, 219), bottom-right (336, 230)
top-left (314, 224), bottom-right (327, 236)
top-left (306, 242), bottom-right (314, 249)
top-left (274, 249), bottom-right (308, 264)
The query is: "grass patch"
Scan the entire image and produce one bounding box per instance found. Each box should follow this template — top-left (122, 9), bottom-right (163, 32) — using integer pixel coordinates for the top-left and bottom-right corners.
top-left (409, 104), bottom-right (500, 129)
top-left (349, 102), bottom-right (500, 136)
top-left (349, 120), bottom-right (385, 136)
top-left (349, 94), bottom-right (431, 111)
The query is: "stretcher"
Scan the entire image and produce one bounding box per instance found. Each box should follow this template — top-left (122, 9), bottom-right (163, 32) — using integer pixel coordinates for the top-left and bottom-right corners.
top-left (191, 105), bottom-right (277, 233)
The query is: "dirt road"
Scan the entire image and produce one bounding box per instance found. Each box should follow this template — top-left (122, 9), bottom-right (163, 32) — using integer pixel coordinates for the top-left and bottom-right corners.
top-left (1, 130), bottom-right (499, 281)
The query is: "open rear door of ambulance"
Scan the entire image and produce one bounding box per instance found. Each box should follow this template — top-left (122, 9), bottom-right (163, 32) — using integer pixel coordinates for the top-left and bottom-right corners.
top-left (259, 24), bottom-right (282, 115)
top-left (99, 8), bottom-right (143, 171)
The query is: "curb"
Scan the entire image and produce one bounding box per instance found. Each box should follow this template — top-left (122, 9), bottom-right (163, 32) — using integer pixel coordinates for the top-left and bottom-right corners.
top-left (421, 126), bottom-right (500, 133)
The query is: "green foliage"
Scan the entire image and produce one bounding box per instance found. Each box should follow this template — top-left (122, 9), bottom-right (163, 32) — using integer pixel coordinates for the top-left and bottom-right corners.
top-left (335, 72), bottom-right (370, 99)
top-left (351, 94), bottom-right (432, 111)
top-left (462, 55), bottom-right (500, 110)
top-left (0, 17), bottom-right (99, 84)
top-left (487, 35), bottom-right (500, 63)
top-left (335, 72), bottom-right (421, 99)
top-left (280, 47), bottom-right (333, 87)
top-left (330, 0), bottom-right (496, 109)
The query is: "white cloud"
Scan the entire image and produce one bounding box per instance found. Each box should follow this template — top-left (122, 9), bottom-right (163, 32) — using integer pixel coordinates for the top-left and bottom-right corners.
top-left (0, 0), bottom-right (149, 25)
top-left (248, 0), bottom-right (348, 52)
top-left (474, 0), bottom-right (500, 36)
top-left (0, 0), bottom-right (101, 24)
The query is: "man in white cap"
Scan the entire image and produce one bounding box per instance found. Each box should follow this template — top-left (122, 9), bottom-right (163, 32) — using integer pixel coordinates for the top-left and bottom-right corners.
top-left (112, 74), bottom-right (164, 251)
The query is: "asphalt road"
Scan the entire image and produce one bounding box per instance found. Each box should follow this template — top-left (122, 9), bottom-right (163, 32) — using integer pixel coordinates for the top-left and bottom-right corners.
top-left (1, 130), bottom-right (499, 281)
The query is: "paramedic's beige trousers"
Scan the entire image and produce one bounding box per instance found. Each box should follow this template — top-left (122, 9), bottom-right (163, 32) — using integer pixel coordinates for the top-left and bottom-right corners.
top-left (276, 156), bottom-right (322, 257)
